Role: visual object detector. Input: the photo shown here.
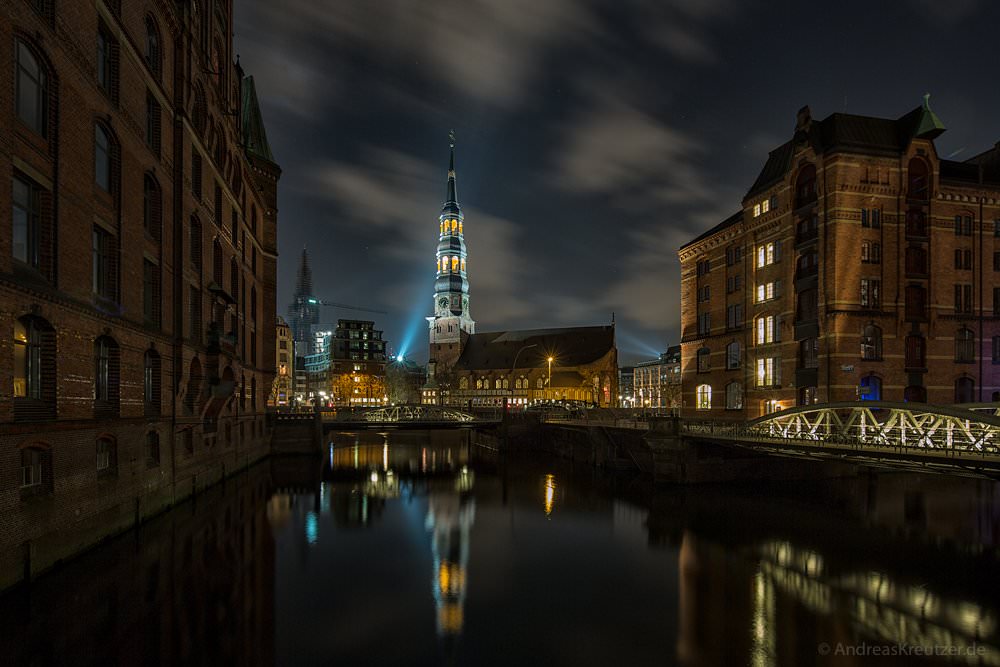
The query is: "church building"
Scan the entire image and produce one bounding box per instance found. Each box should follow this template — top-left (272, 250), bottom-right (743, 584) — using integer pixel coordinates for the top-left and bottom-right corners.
top-left (422, 136), bottom-right (618, 407)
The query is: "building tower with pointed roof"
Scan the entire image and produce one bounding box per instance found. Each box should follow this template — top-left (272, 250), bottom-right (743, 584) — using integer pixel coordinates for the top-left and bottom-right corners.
top-left (288, 246), bottom-right (320, 353)
top-left (426, 134), bottom-right (476, 376)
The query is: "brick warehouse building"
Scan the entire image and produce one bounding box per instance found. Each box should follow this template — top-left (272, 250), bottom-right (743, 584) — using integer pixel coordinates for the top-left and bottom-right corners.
top-left (0, 0), bottom-right (280, 588)
top-left (679, 99), bottom-right (1000, 418)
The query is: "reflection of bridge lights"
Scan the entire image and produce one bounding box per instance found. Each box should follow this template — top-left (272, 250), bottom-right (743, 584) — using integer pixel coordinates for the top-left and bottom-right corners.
top-left (544, 474), bottom-right (556, 516)
top-left (305, 511), bottom-right (318, 545)
top-left (455, 466), bottom-right (474, 493)
top-left (370, 471), bottom-right (379, 483)
top-left (383, 442), bottom-right (389, 470)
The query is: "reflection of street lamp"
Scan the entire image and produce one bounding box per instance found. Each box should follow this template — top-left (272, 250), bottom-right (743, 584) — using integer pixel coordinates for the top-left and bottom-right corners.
top-left (547, 356), bottom-right (554, 399)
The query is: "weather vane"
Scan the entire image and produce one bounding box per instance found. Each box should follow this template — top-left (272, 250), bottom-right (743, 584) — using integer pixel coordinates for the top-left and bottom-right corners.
top-left (449, 129), bottom-right (456, 147)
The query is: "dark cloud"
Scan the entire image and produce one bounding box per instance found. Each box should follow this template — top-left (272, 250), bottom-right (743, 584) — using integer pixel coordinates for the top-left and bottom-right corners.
top-left (235, 0), bottom-right (1000, 364)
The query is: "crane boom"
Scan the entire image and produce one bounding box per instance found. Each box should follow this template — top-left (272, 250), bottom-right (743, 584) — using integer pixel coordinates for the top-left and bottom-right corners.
top-left (306, 298), bottom-right (386, 315)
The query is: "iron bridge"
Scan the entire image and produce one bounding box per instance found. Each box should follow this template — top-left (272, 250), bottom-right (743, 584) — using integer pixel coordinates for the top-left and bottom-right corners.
top-left (322, 404), bottom-right (498, 429)
top-left (682, 401), bottom-right (1000, 473)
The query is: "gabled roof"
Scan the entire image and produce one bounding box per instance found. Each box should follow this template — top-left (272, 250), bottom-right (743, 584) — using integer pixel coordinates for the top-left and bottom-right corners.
top-left (453, 326), bottom-right (615, 371)
top-left (678, 210), bottom-right (742, 251)
top-left (241, 75), bottom-right (275, 163)
top-left (745, 99), bottom-right (947, 199)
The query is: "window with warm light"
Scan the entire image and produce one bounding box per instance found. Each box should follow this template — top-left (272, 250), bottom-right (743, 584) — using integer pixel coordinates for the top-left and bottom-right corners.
top-left (756, 357), bottom-right (779, 387)
top-left (696, 384), bottom-right (711, 410)
top-left (755, 315), bottom-right (776, 344)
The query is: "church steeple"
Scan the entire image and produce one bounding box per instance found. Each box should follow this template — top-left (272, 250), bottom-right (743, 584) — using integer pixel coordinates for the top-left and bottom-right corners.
top-left (427, 132), bottom-right (475, 362)
top-left (443, 130), bottom-right (459, 215)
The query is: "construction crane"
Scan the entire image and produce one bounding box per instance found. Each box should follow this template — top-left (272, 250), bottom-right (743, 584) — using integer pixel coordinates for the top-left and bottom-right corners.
top-left (305, 297), bottom-right (387, 315)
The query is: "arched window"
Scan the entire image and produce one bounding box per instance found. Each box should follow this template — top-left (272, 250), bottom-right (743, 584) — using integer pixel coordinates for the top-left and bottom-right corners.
top-left (697, 347), bottom-right (710, 372)
top-left (908, 158), bottom-right (929, 200)
top-left (905, 335), bottom-right (926, 369)
top-left (192, 84), bottom-right (207, 136)
top-left (230, 257), bottom-right (239, 301)
top-left (459, 377), bottom-right (468, 390)
top-left (451, 256), bottom-right (459, 272)
top-left (15, 39), bottom-right (48, 137)
top-left (144, 349), bottom-right (161, 416)
top-left (185, 357), bottom-right (202, 415)
top-left (20, 444), bottom-right (53, 496)
top-left (955, 377), bottom-right (975, 403)
top-left (212, 237), bottom-right (223, 285)
top-left (475, 378), bottom-right (482, 390)
top-left (725, 382), bottom-right (742, 410)
top-left (755, 315), bottom-right (777, 344)
top-left (13, 316), bottom-right (56, 421)
top-left (861, 324), bottom-right (882, 360)
top-left (494, 378), bottom-right (502, 390)
top-left (189, 215), bottom-right (203, 270)
top-left (94, 336), bottom-right (120, 418)
top-left (696, 384), bottom-right (712, 410)
top-left (955, 328), bottom-right (975, 363)
top-left (726, 341), bottom-right (741, 370)
top-left (794, 164), bottom-right (817, 208)
top-left (904, 385), bottom-right (927, 403)
top-left (145, 16), bottom-right (162, 79)
top-left (502, 378), bottom-right (509, 389)
top-left (461, 258), bottom-right (466, 272)
top-left (146, 431), bottom-right (161, 467)
top-left (536, 378), bottom-right (544, 390)
top-left (143, 174), bottom-right (162, 242)
top-left (94, 123), bottom-right (115, 192)
top-left (96, 435), bottom-right (117, 475)
top-left (859, 374), bottom-right (881, 401)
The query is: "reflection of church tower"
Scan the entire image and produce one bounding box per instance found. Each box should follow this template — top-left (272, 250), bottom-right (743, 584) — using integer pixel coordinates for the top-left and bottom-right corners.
top-left (426, 482), bottom-right (475, 636)
top-left (426, 132), bottom-right (475, 374)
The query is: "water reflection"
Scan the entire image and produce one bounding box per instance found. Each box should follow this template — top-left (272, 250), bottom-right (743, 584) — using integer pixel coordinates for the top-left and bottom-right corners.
top-left (1, 431), bottom-right (999, 666)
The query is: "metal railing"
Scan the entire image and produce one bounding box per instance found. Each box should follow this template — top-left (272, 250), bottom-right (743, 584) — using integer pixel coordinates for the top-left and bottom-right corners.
top-left (680, 401), bottom-right (1000, 460)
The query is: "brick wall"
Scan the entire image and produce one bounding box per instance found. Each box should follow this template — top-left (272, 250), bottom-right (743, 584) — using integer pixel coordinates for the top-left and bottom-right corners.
top-left (0, 0), bottom-right (280, 589)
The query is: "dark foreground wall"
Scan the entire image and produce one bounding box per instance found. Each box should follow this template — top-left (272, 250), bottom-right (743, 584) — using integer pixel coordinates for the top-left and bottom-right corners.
top-left (0, 425), bottom-right (271, 592)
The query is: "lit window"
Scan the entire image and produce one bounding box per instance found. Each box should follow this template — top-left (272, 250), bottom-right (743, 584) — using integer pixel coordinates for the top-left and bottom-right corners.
top-left (696, 384), bottom-right (711, 410)
top-left (757, 246), bottom-right (766, 268)
top-left (766, 243), bottom-right (774, 265)
top-left (761, 198), bottom-right (770, 214)
top-left (755, 315), bottom-right (775, 344)
top-left (753, 203), bottom-right (761, 217)
top-left (756, 357), bottom-right (779, 387)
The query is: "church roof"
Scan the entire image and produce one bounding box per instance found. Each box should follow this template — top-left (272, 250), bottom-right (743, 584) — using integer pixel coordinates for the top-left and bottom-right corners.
top-left (241, 75), bottom-right (275, 163)
top-left (453, 325), bottom-right (616, 371)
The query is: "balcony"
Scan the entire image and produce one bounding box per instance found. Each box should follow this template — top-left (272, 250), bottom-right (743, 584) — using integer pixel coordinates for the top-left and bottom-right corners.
top-left (795, 219), bottom-right (818, 246)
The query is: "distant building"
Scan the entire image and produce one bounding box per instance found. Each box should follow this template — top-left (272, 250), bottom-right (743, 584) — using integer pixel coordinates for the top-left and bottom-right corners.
top-left (421, 137), bottom-right (617, 407)
top-left (678, 100), bottom-right (1000, 418)
top-left (287, 247), bottom-right (321, 354)
top-left (270, 317), bottom-right (294, 407)
top-left (634, 346), bottom-right (681, 409)
top-left (618, 367), bottom-right (635, 407)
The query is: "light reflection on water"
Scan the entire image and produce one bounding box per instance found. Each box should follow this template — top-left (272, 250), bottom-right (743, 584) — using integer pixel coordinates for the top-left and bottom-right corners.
top-left (2, 429), bottom-right (1000, 666)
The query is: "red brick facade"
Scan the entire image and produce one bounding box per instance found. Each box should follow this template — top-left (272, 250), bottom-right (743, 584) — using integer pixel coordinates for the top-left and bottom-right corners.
top-left (0, 0), bottom-right (280, 588)
top-left (679, 103), bottom-right (1000, 419)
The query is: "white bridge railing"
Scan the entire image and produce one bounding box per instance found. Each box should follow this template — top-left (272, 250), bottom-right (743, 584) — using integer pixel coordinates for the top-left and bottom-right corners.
top-left (681, 402), bottom-right (1000, 459)
top-left (359, 405), bottom-right (478, 423)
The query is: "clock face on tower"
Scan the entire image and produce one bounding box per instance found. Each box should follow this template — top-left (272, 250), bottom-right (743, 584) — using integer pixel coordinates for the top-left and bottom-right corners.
top-left (439, 297), bottom-right (449, 309)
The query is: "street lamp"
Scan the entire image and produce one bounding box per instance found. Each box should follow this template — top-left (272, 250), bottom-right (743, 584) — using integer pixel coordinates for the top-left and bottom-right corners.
top-left (547, 356), bottom-right (554, 400)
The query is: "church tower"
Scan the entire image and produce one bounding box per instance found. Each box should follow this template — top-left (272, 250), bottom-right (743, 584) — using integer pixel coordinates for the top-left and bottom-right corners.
top-left (427, 132), bottom-right (475, 374)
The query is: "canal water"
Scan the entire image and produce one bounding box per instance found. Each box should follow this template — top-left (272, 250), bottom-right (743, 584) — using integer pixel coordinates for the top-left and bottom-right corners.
top-left (1, 429), bottom-right (999, 666)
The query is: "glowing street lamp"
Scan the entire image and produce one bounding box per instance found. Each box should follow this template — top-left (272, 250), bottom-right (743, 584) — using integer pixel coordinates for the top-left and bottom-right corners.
top-left (547, 356), bottom-right (554, 398)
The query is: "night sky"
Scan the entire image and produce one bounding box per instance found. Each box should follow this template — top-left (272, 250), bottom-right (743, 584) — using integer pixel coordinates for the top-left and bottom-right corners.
top-left (234, 0), bottom-right (1000, 364)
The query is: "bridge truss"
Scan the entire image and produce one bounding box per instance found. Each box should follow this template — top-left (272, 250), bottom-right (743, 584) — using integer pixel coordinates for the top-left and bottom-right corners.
top-left (361, 405), bottom-right (477, 423)
top-left (682, 402), bottom-right (1000, 462)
